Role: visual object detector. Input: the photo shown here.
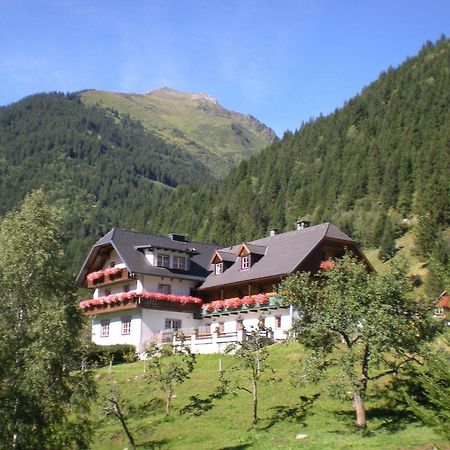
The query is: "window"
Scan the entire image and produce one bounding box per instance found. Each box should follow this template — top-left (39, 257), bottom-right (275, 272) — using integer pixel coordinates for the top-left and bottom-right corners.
top-left (434, 307), bottom-right (444, 316)
top-left (158, 284), bottom-right (171, 295)
top-left (121, 316), bottom-right (131, 335)
top-left (157, 254), bottom-right (170, 267)
top-left (165, 319), bottom-right (181, 330)
top-left (241, 255), bottom-right (251, 270)
top-left (173, 256), bottom-right (186, 270)
top-left (100, 320), bottom-right (110, 337)
top-left (275, 316), bottom-right (282, 329)
top-left (215, 262), bottom-right (223, 275)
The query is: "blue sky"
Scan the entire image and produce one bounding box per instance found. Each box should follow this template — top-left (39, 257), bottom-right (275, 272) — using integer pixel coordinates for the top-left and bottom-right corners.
top-left (1, 1), bottom-right (448, 135)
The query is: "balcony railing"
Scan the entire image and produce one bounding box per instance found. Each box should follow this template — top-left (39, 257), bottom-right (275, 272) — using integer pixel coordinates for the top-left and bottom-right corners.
top-left (86, 267), bottom-right (133, 288)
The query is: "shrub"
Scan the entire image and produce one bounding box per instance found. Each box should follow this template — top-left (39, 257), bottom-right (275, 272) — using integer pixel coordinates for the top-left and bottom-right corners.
top-left (85, 343), bottom-right (137, 366)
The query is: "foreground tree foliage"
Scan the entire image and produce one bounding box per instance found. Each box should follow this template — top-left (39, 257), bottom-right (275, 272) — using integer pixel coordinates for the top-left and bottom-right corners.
top-left (226, 325), bottom-right (273, 426)
top-left (278, 254), bottom-right (441, 430)
top-left (397, 334), bottom-right (450, 440)
top-left (145, 339), bottom-right (196, 416)
top-left (0, 191), bottom-right (95, 449)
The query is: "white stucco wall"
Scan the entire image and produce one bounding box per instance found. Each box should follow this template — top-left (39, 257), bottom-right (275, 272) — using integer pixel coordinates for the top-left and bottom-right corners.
top-left (103, 250), bottom-right (124, 269)
top-left (92, 310), bottom-right (142, 350)
top-left (140, 309), bottom-right (200, 351)
top-left (139, 274), bottom-right (196, 296)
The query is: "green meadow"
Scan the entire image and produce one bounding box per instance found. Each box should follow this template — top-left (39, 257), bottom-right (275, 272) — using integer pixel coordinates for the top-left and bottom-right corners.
top-left (90, 343), bottom-right (446, 449)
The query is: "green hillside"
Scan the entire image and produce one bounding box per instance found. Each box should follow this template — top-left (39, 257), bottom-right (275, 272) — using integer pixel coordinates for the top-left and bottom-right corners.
top-left (145, 38), bottom-right (450, 294)
top-left (0, 93), bottom-right (212, 270)
top-left (90, 343), bottom-right (446, 449)
top-left (81, 87), bottom-right (277, 177)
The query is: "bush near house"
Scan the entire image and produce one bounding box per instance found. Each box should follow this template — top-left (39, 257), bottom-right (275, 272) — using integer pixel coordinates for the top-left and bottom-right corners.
top-left (85, 343), bottom-right (137, 366)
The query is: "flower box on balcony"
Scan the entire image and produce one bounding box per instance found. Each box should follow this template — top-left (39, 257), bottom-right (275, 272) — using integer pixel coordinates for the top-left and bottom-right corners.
top-left (86, 267), bottom-right (132, 288)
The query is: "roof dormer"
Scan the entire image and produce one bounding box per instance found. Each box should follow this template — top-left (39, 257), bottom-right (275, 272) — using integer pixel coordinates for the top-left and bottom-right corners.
top-left (211, 250), bottom-right (236, 275)
top-left (236, 243), bottom-right (266, 271)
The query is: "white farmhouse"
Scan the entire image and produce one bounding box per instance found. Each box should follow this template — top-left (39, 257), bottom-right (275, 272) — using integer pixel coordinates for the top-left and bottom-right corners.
top-left (76, 222), bottom-right (370, 355)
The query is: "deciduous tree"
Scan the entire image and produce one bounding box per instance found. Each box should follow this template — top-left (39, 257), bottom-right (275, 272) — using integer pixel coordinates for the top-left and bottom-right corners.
top-left (145, 338), bottom-right (196, 416)
top-left (278, 254), bottom-right (440, 430)
top-left (226, 324), bottom-right (273, 426)
top-left (0, 190), bottom-right (95, 449)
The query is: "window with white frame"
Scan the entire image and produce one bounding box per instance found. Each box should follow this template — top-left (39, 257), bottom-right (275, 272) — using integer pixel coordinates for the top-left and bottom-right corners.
top-left (241, 255), bottom-right (251, 270)
top-left (434, 307), bottom-right (444, 316)
top-left (156, 254), bottom-right (170, 267)
top-left (121, 316), bottom-right (131, 335)
top-left (100, 319), bottom-right (110, 337)
top-left (165, 319), bottom-right (181, 330)
top-left (158, 284), bottom-right (171, 295)
top-left (173, 256), bottom-right (186, 270)
top-left (215, 262), bottom-right (223, 275)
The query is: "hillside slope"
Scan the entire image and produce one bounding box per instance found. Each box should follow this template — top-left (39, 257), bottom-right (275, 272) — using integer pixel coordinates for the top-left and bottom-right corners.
top-left (147, 38), bottom-right (450, 263)
top-left (81, 87), bottom-right (277, 177)
top-left (90, 344), bottom-right (444, 449)
top-left (0, 93), bottom-right (213, 269)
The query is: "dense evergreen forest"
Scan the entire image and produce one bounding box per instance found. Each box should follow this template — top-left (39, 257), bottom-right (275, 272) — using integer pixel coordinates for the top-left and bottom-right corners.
top-left (1, 38), bottom-right (449, 293)
top-left (149, 38), bottom-right (449, 243)
top-left (0, 93), bottom-right (214, 266)
top-left (147, 38), bottom-right (449, 293)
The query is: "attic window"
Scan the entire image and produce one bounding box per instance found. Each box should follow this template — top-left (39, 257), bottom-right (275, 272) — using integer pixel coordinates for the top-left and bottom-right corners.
top-left (215, 262), bottom-right (223, 275)
top-left (157, 254), bottom-right (170, 268)
top-left (241, 255), bottom-right (251, 270)
top-left (173, 256), bottom-right (186, 270)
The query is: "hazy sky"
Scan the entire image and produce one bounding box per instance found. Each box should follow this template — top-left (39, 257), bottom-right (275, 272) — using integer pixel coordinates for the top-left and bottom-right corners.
top-left (1, 0), bottom-right (448, 135)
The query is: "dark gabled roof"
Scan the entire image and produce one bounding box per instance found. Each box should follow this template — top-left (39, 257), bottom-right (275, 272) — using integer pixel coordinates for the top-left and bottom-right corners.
top-left (215, 250), bottom-right (237, 263)
top-left (75, 229), bottom-right (219, 286)
top-left (199, 223), bottom-right (356, 290)
top-left (241, 243), bottom-right (267, 256)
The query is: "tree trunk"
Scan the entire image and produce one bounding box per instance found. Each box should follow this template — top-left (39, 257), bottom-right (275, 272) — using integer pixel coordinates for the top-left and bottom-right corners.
top-left (166, 387), bottom-right (173, 416)
top-left (353, 392), bottom-right (366, 429)
top-left (109, 398), bottom-right (136, 450)
top-left (252, 377), bottom-right (258, 426)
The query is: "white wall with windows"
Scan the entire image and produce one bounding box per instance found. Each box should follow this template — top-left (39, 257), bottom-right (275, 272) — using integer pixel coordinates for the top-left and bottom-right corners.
top-left (143, 249), bottom-right (190, 271)
top-left (139, 309), bottom-right (199, 352)
top-left (91, 306), bottom-right (293, 356)
top-left (94, 280), bottom-right (138, 299)
top-left (91, 310), bottom-right (142, 348)
top-left (138, 274), bottom-right (196, 296)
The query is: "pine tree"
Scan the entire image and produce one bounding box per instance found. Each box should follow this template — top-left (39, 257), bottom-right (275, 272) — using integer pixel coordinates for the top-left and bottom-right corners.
top-left (379, 217), bottom-right (396, 261)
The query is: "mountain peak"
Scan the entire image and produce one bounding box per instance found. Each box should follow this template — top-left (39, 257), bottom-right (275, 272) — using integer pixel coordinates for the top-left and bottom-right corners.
top-left (148, 87), bottom-right (219, 105)
top-left (81, 87), bottom-right (276, 177)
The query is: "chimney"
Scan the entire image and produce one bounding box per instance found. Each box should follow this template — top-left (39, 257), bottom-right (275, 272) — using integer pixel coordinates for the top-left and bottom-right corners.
top-left (168, 233), bottom-right (188, 242)
top-left (296, 218), bottom-right (311, 230)
top-left (269, 228), bottom-right (279, 237)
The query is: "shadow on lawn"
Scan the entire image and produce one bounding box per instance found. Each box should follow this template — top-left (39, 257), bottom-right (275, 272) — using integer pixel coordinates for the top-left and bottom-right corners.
top-left (218, 445), bottom-right (253, 450)
top-left (261, 393), bottom-right (320, 430)
top-left (332, 406), bottom-right (417, 433)
top-left (137, 438), bottom-right (169, 449)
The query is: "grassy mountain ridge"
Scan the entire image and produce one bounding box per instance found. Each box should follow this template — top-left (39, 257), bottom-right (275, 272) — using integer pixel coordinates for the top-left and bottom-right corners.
top-left (81, 87), bottom-right (277, 177)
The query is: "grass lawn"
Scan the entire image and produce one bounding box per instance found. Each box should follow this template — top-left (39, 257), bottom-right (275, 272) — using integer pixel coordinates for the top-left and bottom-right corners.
top-left (89, 343), bottom-right (448, 449)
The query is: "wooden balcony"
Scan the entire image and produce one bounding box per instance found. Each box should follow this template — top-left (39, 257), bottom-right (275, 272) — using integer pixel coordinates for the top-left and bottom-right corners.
top-left (86, 268), bottom-right (133, 288)
top-left (138, 297), bottom-right (201, 314)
